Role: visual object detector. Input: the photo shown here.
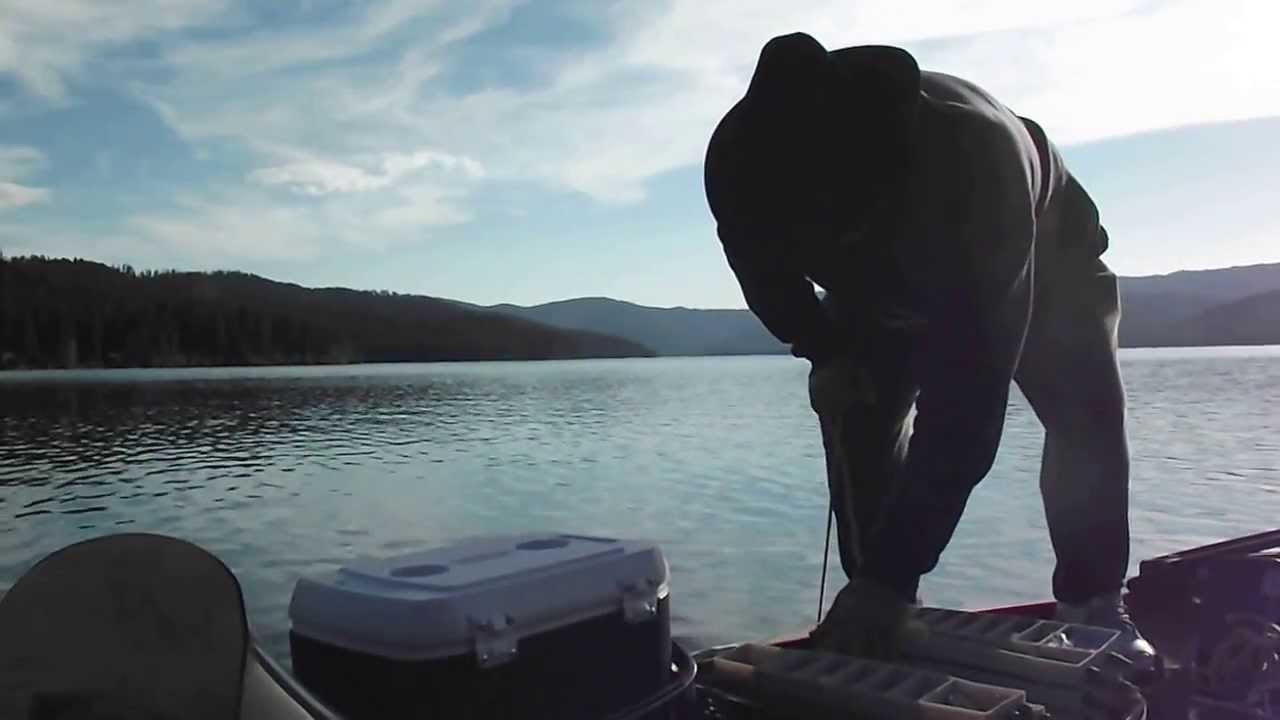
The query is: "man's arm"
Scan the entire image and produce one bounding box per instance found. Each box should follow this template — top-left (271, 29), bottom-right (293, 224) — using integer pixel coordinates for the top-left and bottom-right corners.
top-left (915, 112), bottom-right (1038, 455)
top-left (718, 223), bottom-right (842, 364)
top-left (858, 119), bottom-right (1037, 598)
top-left (704, 104), bottom-right (843, 365)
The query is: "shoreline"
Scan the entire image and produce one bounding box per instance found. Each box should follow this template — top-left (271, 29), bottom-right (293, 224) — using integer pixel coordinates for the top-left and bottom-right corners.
top-left (3, 344), bottom-right (1279, 375)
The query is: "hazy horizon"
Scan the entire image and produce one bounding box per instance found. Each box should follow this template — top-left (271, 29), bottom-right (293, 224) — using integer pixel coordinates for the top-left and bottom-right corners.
top-left (6, 251), bottom-right (1280, 312)
top-left (3, 1), bottom-right (1278, 309)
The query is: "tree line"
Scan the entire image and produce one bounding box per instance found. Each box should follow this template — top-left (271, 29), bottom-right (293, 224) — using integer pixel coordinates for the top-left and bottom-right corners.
top-left (0, 254), bottom-right (651, 370)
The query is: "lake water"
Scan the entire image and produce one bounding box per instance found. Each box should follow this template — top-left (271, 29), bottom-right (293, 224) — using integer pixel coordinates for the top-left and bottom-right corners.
top-left (2, 348), bottom-right (1278, 665)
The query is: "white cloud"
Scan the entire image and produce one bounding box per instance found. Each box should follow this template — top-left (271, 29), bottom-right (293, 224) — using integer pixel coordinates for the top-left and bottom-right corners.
top-left (914, 0), bottom-right (1280, 144)
top-left (498, 0), bottom-right (1280, 199)
top-left (0, 182), bottom-right (50, 209)
top-left (132, 0), bottom-right (1279, 206)
top-left (8, 0), bottom-right (1277, 264)
top-left (380, 149), bottom-right (484, 180)
top-left (0, 145), bottom-right (46, 179)
top-left (129, 200), bottom-right (324, 262)
top-left (593, 0), bottom-right (1149, 80)
top-left (0, 146), bottom-right (50, 209)
top-left (0, 223), bottom-right (157, 263)
top-left (250, 162), bottom-right (381, 196)
top-left (126, 177), bottom-right (474, 264)
top-left (165, 0), bottom-right (519, 80)
top-left (0, 0), bottom-right (231, 100)
top-left (249, 147), bottom-right (484, 196)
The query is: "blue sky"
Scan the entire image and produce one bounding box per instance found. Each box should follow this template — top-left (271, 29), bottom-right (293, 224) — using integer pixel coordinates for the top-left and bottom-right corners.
top-left (1, 0), bottom-right (1278, 308)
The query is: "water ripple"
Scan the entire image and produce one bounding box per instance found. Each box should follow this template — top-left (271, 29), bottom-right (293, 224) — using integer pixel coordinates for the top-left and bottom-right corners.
top-left (1, 351), bottom-right (1277, 661)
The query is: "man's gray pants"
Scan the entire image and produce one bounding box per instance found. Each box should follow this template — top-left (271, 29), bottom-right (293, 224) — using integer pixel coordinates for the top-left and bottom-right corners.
top-left (811, 196), bottom-right (1130, 605)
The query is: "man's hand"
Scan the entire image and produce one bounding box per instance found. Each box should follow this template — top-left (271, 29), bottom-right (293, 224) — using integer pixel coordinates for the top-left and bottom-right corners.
top-left (809, 351), bottom-right (877, 418)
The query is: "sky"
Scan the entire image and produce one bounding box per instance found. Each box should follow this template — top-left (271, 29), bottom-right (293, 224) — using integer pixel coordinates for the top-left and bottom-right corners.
top-left (1, 0), bottom-right (1278, 309)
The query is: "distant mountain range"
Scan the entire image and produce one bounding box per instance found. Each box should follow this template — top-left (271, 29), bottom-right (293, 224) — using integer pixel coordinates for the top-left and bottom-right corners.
top-left (487, 263), bottom-right (1280, 355)
top-left (1117, 264), bottom-right (1280, 348)
top-left (3, 255), bottom-right (1277, 370)
top-left (486, 299), bottom-right (787, 357)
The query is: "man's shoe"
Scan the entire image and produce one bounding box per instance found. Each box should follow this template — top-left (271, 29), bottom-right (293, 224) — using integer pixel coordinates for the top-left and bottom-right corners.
top-left (810, 578), bottom-right (926, 660)
top-left (1055, 592), bottom-right (1158, 671)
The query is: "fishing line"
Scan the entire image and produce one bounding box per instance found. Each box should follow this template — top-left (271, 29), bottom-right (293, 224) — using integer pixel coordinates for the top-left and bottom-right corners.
top-left (817, 498), bottom-right (833, 624)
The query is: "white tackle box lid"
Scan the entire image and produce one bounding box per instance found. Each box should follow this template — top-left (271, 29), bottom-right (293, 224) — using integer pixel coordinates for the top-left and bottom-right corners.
top-left (288, 532), bottom-right (669, 664)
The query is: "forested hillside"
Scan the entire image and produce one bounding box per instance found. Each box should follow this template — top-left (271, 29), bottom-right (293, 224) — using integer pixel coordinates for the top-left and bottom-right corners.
top-left (0, 255), bottom-right (652, 369)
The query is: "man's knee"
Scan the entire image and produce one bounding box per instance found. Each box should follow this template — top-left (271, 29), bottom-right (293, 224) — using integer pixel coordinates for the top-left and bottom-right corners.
top-left (1029, 360), bottom-right (1126, 437)
top-left (1044, 412), bottom-right (1130, 469)
top-left (956, 421), bottom-right (1004, 488)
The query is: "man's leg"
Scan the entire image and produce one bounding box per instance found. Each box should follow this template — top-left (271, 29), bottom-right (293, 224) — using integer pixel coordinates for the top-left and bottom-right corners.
top-left (811, 311), bottom-right (1013, 658)
top-left (1013, 219), bottom-right (1154, 664)
top-left (1015, 252), bottom-right (1130, 604)
top-left (812, 198), bottom-right (1033, 658)
top-left (810, 293), bottom-right (918, 581)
